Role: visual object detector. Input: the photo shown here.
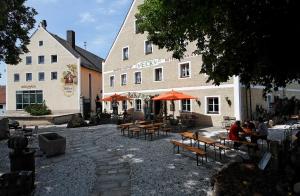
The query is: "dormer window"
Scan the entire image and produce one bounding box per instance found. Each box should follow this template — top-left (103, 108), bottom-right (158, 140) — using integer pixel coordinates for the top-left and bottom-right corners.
top-left (39, 41), bottom-right (43, 46)
top-left (122, 47), bottom-right (129, 60)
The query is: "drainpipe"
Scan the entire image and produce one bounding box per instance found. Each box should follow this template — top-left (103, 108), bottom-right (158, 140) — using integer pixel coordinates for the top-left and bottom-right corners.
top-left (233, 76), bottom-right (242, 121)
top-left (249, 87), bottom-right (253, 120)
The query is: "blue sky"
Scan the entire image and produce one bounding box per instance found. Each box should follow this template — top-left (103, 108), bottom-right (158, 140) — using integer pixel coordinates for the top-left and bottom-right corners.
top-left (0, 0), bottom-right (133, 85)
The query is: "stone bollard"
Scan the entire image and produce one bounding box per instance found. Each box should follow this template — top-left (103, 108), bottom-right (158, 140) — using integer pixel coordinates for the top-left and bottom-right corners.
top-left (0, 117), bottom-right (9, 140)
top-left (7, 136), bottom-right (36, 184)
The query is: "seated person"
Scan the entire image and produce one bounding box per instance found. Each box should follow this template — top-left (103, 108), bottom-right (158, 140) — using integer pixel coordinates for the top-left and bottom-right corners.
top-left (243, 120), bottom-right (256, 131)
top-left (251, 117), bottom-right (268, 144)
top-left (229, 120), bottom-right (246, 148)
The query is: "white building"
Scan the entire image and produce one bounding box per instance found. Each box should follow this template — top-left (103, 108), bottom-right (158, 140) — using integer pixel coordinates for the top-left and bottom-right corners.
top-left (6, 20), bottom-right (103, 117)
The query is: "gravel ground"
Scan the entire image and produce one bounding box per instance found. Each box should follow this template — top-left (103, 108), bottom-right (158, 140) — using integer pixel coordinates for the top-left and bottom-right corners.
top-left (1, 123), bottom-right (299, 196)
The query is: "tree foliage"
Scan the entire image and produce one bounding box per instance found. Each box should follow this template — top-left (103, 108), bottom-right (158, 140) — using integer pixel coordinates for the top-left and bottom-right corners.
top-left (0, 0), bottom-right (37, 65)
top-left (136, 0), bottom-right (300, 91)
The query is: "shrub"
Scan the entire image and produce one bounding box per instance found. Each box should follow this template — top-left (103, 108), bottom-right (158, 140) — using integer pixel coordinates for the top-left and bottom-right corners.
top-left (25, 102), bottom-right (51, 116)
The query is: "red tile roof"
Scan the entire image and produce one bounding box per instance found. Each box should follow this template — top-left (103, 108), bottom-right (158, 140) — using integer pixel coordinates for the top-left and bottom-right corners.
top-left (0, 86), bottom-right (6, 104)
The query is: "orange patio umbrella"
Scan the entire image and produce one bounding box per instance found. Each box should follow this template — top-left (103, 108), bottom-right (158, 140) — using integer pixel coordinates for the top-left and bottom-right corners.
top-left (152, 90), bottom-right (197, 101)
top-left (152, 90), bottom-right (197, 118)
top-left (101, 93), bottom-right (131, 102)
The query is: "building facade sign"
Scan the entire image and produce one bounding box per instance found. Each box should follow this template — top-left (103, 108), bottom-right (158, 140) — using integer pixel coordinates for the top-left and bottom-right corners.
top-left (21, 85), bottom-right (37, 89)
top-left (61, 64), bottom-right (78, 97)
top-left (104, 54), bottom-right (200, 74)
top-left (131, 59), bottom-right (165, 69)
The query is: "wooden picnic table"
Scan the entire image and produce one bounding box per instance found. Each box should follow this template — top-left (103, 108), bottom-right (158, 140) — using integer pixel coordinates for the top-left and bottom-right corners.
top-left (118, 123), bottom-right (133, 135)
top-left (136, 120), bottom-right (149, 125)
top-left (180, 131), bottom-right (229, 160)
top-left (137, 124), bottom-right (157, 139)
top-left (180, 131), bottom-right (217, 151)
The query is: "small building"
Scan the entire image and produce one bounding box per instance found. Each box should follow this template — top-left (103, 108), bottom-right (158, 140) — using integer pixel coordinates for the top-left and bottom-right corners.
top-left (6, 20), bottom-right (103, 118)
top-left (103, 0), bottom-right (300, 126)
top-left (0, 86), bottom-right (6, 115)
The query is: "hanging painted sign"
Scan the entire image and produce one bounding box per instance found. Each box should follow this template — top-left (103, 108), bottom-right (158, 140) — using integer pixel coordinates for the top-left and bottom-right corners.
top-left (61, 64), bottom-right (78, 97)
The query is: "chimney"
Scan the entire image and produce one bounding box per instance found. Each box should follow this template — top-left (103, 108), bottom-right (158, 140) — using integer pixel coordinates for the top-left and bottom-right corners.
top-left (67, 30), bottom-right (75, 49)
top-left (40, 20), bottom-right (47, 28)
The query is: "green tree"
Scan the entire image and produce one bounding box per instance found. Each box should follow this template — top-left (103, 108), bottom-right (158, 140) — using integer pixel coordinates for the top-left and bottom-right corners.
top-left (0, 0), bottom-right (37, 65)
top-left (136, 0), bottom-right (300, 91)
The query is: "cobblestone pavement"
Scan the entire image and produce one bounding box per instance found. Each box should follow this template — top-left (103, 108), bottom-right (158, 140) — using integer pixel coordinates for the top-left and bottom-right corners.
top-left (0, 124), bottom-right (249, 196)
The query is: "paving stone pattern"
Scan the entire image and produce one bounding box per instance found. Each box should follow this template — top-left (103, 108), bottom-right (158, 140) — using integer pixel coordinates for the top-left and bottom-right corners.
top-left (1, 124), bottom-right (271, 196)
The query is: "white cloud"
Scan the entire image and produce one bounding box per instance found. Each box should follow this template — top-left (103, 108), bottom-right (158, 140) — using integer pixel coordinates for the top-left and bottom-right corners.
top-left (113, 0), bottom-right (130, 7)
top-left (96, 0), bottom-right (130, 16)
top-left (79, 12), bottom-right (96, 23)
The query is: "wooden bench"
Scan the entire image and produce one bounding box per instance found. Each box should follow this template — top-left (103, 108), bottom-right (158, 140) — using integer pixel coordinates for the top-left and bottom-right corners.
top-left (214, 143), bottom-right (230, 160)
top-left (230, 140), bottom-right (258, 153)
top-left (129, 127), bottom-right (142, 138)
top-left (146, 127), bottom-right (160, 140)
top-left (162, 127), bottom-right (171, 135)
top-left (170, 140), bottom-right (207, 165)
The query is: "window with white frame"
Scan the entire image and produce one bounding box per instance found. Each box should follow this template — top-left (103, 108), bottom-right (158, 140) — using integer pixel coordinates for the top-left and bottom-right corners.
top-left (38, 56), bottom-right (45, 64)
top-left (135, 72), bottom-right (141, 84)
top-left (39, 41), bottom-right (43, 46)
top-left (51, 55), bottom-right (57, 63)
top-left (26, 73), bottom-right (32, 81)
top-left (109, 76), bottom-right (115, 87)
top-left (51, 72), bottom-right (57, 80)
top-left (14, 73), bottom-right (20, 82)
top-left (145, 40), bottom-right (153, 54)
top-left (121, 74), bottom-right (127, 86)
top-left (154, 68), bottom-right (162, 81)
top-left (181, 99), bottom-right (191, 112)
top-left (122, 100), bottom-right (127, 111)
top-left (38, 72), bottom-right (45, 81)
top-left (207, 97), bottom-right (219, 114)
top-left (26, 56), bottom-right (32, 65)
top-left (135, 99), bottom-right (142, 111)
top-left (179, 62), bottom-right (190, 78)
top-left (135, 20), bottom-right (141, 34)
top-left (122, 47), bottom-right (129, 60)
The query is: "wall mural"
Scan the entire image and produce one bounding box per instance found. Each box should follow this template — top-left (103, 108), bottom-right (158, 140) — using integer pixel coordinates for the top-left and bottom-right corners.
top-left (61, 64), bottom-right (78, 97)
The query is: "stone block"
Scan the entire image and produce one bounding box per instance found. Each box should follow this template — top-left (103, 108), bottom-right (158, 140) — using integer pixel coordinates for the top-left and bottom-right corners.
top-left (38, 132), bottom-right (66, 157)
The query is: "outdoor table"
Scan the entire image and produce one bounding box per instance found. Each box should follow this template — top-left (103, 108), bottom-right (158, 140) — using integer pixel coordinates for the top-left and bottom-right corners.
top-left (195, 135), bottom-right (217, 152)
top-left (119, 123), bottom-right (133, 136)
top-left (152, 123), bottom-right (164, 135)
top-left (138, 124), bottom-right (157, 139)
top-left (180, 131), bottom-right (217, 151)
top-left (180, 131), bottom-right (196, 146)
